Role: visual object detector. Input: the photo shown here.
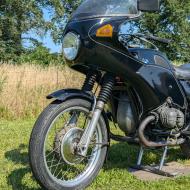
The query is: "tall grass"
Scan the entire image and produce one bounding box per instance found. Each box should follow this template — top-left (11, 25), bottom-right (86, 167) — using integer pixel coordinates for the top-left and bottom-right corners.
top-left (0, 61), bottom-right (183, 120)
top-left (0, 64), bottom-right (84, 119)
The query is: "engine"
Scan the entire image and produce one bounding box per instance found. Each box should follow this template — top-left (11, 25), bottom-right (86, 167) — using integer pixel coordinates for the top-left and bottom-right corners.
top-left (116, 93), bottom-right (185, 135)
top-left (117, 94), bottom-right (137, 135)
top-left (157, 105), bottom-right (184, 129)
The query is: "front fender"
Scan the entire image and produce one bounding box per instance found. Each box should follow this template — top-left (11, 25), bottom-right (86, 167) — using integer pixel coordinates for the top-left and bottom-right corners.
top-left (47, 89), bottom-right (93, 102)
top-left (47, 88), bottom-right (111, 146)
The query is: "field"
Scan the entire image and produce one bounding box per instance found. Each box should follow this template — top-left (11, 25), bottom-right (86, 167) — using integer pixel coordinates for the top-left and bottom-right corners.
top-left (0, 64), bottom-right (190, 190)
top-left (1, 119), bottom-right (190, 190)
top-left (0, 64), bottom-right (84, 119)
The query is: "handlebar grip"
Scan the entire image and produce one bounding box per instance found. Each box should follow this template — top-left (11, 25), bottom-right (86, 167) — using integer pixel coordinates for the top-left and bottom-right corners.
top-left (121, 33), bottom-right (172, 44)
top-left (146, 35), bottom-right (172, 44)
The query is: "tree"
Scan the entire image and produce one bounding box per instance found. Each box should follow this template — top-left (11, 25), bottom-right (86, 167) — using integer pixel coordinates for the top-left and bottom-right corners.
top-left (140, 0), bottom-right (190, 62)
top-left (1, 0), bottom-right (189, 63)
top-left (49, 0), bottom-right (82, 43)
top-left (0, 0), bottom-right (83, 61)
top-left (19, 44), bottom-right (63, 65)
top-left (0, 0), bottom-right (66, 59)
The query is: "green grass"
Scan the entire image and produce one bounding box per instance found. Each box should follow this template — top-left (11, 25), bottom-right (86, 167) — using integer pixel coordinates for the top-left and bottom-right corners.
top-left (1, 119), bottom-right (190, 190)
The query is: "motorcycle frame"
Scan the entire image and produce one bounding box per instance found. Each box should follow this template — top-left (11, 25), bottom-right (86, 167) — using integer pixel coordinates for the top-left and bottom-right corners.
top-left (48, 16), bottom-right (189, 153)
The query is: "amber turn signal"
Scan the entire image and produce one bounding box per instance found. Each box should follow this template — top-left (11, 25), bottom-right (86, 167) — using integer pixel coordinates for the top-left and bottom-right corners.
top-left (96, 24), bottom-right (113, 37)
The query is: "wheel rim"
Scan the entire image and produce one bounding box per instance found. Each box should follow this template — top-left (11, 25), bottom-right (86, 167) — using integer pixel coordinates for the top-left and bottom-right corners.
top-left (43, 106), bottom-right (103, 187)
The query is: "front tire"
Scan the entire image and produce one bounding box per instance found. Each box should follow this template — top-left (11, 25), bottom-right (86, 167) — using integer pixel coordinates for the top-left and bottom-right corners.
top-left (29, 99), bottom-right (108, 190)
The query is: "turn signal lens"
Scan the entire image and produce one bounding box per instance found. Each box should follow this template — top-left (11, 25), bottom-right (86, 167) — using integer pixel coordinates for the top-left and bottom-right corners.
top-left (96, 24), bottom-right (113, 37)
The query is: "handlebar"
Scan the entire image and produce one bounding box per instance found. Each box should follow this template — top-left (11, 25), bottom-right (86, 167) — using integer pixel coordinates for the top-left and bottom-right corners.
top-left (133, 33), bottom-right (172, 44)
top-left (145, 35), bottom-right (171, 44)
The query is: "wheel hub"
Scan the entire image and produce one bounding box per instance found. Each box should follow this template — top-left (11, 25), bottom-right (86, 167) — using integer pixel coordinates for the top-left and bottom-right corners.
top-left (54, 127), bottom-right (84, 165)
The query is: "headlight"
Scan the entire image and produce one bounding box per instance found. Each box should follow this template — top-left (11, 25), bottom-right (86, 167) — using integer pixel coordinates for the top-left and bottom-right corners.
top-left (62, 32), bottom-right (81, 61)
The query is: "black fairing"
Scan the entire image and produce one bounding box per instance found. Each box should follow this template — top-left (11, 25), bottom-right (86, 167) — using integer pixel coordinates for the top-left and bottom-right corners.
top-left (64, 17), bottom-right (187, 115)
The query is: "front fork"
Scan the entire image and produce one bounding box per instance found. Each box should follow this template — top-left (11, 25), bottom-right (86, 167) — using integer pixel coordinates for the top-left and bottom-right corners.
top-left (77, 73), bottom-right (115, 156)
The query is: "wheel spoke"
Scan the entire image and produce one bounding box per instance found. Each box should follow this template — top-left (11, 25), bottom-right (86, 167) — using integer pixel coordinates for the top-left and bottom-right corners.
top-left (53, 158), bottom-right (62, 176)
top-left (55, 168), bottom-right (63, 178)
top-left (63, 167), bottom-right (71, 180)
top-left (44, 106), bottom-right (104, 182)
top-left (46, 145), bottom-right (60, 158)
top-left (50, 153), bottom-right (56, 173)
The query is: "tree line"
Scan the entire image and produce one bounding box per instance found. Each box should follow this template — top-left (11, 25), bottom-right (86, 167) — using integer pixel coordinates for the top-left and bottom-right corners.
top-left (0, 0), bottom-right (189, 64)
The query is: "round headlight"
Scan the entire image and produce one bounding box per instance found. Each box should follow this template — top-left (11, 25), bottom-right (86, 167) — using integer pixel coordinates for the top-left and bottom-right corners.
top-left (62, 32), bottom-right (81, 61)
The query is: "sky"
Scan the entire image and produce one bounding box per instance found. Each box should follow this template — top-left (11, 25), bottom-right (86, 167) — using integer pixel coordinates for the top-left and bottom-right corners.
top-left (23, 8), bottom-right (62, 53)
top-left (36, 32), bottom-right (61, 53)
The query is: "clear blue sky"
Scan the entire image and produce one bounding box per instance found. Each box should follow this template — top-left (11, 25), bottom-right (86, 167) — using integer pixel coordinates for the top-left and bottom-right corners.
top-left (23, 8), bottom-right (62, 53)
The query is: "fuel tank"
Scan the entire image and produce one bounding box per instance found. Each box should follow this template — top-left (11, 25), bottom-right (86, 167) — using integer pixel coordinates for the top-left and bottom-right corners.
top-left (64, 17), bottom-right (187, 114)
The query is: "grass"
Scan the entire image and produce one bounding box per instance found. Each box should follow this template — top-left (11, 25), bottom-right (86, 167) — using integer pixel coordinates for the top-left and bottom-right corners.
top-left (1, 119), bottom-right (190, 190)
top-left (1, 63), bottom-right (190, 189)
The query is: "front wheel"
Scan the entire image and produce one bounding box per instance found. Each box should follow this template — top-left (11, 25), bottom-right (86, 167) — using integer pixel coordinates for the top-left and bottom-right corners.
top-left (29, 99), bottom-right (108, 190)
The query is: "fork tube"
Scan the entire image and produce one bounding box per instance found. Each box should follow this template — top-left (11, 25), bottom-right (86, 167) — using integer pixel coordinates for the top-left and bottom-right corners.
top-left (78, 74), bottom-right (115, 156)
top-left (68, 72), bottom-right (98, 126)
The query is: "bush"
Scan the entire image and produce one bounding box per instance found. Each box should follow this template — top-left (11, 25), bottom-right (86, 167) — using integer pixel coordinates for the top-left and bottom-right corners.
top-left (19, 45), bottom-right (64, 65)
top-left (0, 43), bottom-right (65, 65)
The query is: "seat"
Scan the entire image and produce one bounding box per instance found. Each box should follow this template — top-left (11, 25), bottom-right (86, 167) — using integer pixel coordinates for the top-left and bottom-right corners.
top-left (174, 63), bottom-right (190, 80)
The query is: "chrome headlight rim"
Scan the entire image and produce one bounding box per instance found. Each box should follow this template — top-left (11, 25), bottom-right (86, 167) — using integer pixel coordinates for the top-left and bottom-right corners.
top-left (62, 32), bottom-right (81, 61)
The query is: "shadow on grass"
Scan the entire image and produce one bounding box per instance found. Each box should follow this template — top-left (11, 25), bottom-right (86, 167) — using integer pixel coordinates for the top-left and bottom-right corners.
top-left (104, 142), bottom-right (186, 171)
top-left (5, 142), bottom-right (187, 189)
top-left (5, 144), bottom-right (43, 190)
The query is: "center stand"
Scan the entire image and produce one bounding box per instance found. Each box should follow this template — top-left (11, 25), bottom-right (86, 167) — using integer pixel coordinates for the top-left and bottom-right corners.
top-left (132, 145), bottom-right (178, 177)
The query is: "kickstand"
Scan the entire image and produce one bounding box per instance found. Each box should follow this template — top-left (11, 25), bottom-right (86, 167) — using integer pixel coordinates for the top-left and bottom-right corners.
top-left (132, 145), bottom-right (178, 177)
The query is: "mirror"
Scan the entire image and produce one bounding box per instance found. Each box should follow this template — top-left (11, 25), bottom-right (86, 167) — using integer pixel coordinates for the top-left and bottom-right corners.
top-left (138, 0), bottom-right (160, 12)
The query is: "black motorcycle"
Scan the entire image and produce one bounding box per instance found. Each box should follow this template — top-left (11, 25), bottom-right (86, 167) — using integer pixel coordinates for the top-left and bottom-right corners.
top-left (29, 0), bottom-right (190, 189)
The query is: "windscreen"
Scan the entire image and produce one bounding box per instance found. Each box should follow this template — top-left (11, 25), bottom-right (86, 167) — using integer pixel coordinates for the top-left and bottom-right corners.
top-left (72, 0), bottom-right (139, 20)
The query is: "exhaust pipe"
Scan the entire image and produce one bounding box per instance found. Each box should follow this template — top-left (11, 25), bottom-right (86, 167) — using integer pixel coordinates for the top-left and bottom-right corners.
top-left (138, 115), bottom-right (184, 147)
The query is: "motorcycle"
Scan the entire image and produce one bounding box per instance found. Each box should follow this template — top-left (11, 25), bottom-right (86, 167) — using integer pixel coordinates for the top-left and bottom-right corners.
top-left (29, 0), bottom-right (190, 189)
